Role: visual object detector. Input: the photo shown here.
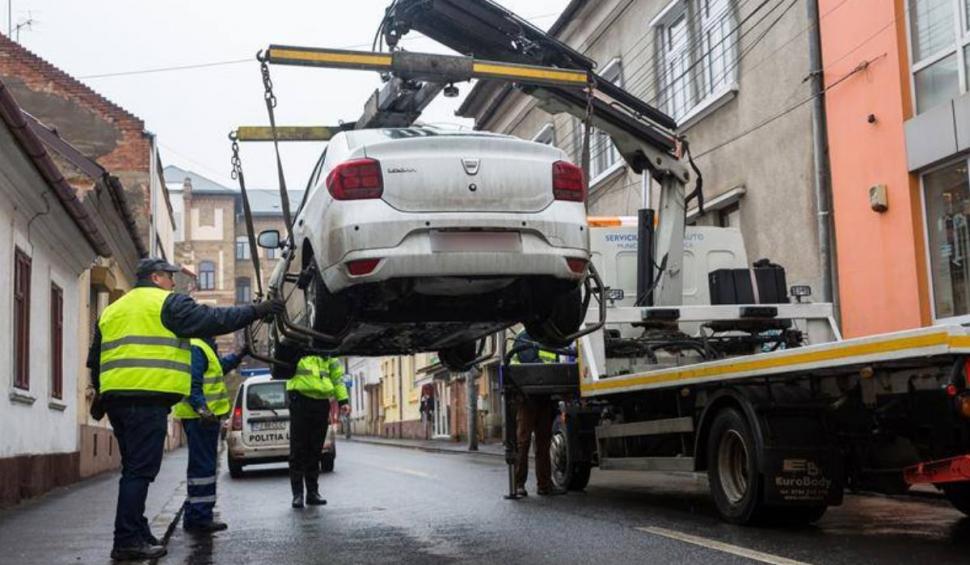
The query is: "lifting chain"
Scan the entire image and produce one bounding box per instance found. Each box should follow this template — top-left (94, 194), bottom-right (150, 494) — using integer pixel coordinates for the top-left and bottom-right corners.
top-left (228, 133), bottom-right (265, 300)
top-left (257, 54), bottom-right (294, 236)
top-left (580, 76), bottom-right (596, 214)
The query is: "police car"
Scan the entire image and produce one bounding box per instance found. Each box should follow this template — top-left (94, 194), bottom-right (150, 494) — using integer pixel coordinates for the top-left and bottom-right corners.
top-left (225, 374), bottom-right (337, 478)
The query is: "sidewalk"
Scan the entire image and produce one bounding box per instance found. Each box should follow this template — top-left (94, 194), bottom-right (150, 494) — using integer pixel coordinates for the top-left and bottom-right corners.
top-left (347, 435), bottom-right (508, 458)
top-left (0, 447), bottom-right (188, 564)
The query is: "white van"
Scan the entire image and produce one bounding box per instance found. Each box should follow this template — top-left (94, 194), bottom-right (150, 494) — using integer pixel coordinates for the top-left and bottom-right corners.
top-left (225, 375), bottom-right (337, 478)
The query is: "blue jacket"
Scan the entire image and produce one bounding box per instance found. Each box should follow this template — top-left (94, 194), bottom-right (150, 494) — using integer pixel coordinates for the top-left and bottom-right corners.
top-left (188, 338), bottom-right (243, 410)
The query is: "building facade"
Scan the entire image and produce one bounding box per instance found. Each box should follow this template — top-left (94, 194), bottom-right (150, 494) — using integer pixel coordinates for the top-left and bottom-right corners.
top-left (821, 0), bottom-right (970, 337)
top-left (458, 0), bottom-right (828, 295)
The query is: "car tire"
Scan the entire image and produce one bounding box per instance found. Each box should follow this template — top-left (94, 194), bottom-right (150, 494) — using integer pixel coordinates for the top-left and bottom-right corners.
top-left (320, 453), bottom-right (335, 473)
top-left (942, 482), bottom-right (970, 516)
top-left (269, 323), bottom-right (299, 380)
top-left (526, 285), bottom-right (583, 349)
top-left (227, 454), bottom-right (244, 479)
top-left (551, 419), bottom-right (591, 491)
top-left (306, 266), bottom-right (353, 339)
top-left (707, 408), bottom-right (770, 525)
top-left (439, 340), bottom-right (478, 372)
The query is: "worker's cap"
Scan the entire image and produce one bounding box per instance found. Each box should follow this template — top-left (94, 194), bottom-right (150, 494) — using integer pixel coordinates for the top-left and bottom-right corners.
top-left (136, 257), bottom-right (181, 278)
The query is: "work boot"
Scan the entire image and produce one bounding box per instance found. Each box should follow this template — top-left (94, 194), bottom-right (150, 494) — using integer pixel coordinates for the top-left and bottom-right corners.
top-left (110, 542), bottom-right (167, 561)
top-left (537, 486), bottom-right (567, 496)
top-left (143, 533), bottom-right (160, 546)
top-left (514, 486), bottom-right (528, 497)
top-left (184, 520), bottom-right (229, 533)
top-left (305, 490), bottom-right (327, 506)
top-left (290, 470), bottom-right (304, 509)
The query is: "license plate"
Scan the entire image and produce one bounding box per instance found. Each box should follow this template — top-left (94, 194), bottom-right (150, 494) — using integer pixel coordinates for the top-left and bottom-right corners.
top-left (251, 421), bottom-right (286, 432)
top-left (430, 231), bottom-right (522, 253)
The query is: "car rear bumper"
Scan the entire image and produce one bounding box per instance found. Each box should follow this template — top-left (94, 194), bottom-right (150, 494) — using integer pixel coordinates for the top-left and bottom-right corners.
top-left (317, 204), bottom-right (589, 292)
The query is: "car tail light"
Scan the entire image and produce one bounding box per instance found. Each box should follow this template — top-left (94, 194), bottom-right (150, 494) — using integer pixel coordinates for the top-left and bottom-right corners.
top-left (566, 257), bottom-right (588, 274)
top-left (327, 158), bottom-right (383, 200)
top-left (346, 258), bottom-right (381, 276)
top-left (231, 406), bottom-right (242, 431)
top-left (553, 160), bottom-right (585, 202)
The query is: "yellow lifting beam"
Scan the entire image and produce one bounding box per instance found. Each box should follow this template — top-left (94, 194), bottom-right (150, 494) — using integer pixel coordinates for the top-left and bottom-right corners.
top-left (262, 45), bottom-right (590, 88)
top-left (232, 125), bottom-right (346, 142)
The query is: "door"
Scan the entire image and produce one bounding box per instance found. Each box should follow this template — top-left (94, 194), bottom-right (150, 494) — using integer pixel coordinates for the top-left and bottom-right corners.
top-left (433, 380), bottom-right (451, 439)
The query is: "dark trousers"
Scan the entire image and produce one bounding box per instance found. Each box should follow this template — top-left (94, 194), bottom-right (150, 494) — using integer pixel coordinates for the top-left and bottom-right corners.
top-left (182, 418), bottom-right (221, 526)
top-left (107, 404), bottom-right (169, 548)
top-left (288, 392), bottom-right (330, 496)
top-left (515, 395), bottom-right (553, 491)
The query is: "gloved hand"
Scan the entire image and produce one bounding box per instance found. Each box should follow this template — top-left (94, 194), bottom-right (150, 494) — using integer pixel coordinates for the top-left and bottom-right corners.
top-left (252, 298), bottom-right (285, 319)
top-left (196, 406), bottom-right (218, 424)
top-left (237, 343), bottom-right (251, 358)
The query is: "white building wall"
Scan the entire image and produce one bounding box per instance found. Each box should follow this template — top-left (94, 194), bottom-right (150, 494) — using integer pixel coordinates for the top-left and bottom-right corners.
top-left (0, 124), bottom-right (93, 459)
top-left (346, 357), bottom-right (382, 433)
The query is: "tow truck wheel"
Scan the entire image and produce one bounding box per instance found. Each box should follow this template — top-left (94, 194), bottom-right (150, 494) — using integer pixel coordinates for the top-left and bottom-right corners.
top-left (942, 482), bottom-right (970, 516)
top-left (707, 408), bottom-right (768, 525)
top-left (551, 419), bottom-right (591, 491)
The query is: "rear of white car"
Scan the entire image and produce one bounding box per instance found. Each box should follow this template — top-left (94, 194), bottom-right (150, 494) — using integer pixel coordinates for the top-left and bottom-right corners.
top-left (225, 376), bottom-right (336, 478)
top-left (306, 129), bottom-right (589, 293)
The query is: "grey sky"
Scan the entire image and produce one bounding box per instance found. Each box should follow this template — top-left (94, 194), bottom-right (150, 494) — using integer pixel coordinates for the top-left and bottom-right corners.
top-left (9, 0), bottom-right (569, 189)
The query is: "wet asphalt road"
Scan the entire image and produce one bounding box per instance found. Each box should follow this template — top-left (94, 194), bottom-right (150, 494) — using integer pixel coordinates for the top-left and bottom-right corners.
top-left (161, 442), bottom-right (970, 564)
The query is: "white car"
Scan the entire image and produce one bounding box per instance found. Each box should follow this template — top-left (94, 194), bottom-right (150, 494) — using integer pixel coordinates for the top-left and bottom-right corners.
top-left (225, 375), bottom-right (336, 478)
top-left (260, 126), bottom-right (589, 375)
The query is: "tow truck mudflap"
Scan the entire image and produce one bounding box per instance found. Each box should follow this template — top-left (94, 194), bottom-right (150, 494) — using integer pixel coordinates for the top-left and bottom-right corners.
top-left (760, 447), bottom-right (844, 506)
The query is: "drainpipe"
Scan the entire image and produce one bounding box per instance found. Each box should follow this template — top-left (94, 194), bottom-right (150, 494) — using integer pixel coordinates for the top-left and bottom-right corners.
top-left (398, 357), bottom-right (404, 439)
top-left (806, 0), bottom-right (840, 325)
top-left (467, 366), bottom-right (479, 451)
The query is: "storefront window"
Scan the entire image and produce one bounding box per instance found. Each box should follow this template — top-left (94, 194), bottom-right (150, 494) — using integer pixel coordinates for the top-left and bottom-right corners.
top-left (925, 159), bottom-right (970, 318)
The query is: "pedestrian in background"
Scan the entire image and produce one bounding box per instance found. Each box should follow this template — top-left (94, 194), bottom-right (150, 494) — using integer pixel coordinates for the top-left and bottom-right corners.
top-left (87, 258), bottom-right (283, 561)
top-left (173, 337), bottom-right (248, 533)
top-left (286, 354), bottom-right (350, 508)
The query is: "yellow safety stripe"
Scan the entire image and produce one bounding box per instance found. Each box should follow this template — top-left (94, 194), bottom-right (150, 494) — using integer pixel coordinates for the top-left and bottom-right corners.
top-left (269, 47), bottom-right (392, 68)
top-left (101, 359), bottom-right (192, 373)
top-left (471, 62), bottom-right (588, 84)
top-left (101, 336), bottom-right (190, 351)
top-left (582, 331), bottom-right (969, 394)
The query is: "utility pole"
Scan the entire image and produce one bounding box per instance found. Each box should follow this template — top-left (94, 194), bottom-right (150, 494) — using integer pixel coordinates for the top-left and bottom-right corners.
top-left (7, 1), bottom-right (11, 37)
top-left (466, 366), bottom-right (479, 451)
top-left (806, 0), bottom-right (838, 322)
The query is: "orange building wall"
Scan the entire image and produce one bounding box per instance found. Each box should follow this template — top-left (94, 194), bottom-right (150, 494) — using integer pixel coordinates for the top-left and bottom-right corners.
top-left (819, 0), bottom-right (931, 338)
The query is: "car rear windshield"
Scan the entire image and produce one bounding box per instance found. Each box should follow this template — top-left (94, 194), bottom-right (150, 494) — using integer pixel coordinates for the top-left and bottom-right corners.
top-left (246, 382), bottom-right (287, 411)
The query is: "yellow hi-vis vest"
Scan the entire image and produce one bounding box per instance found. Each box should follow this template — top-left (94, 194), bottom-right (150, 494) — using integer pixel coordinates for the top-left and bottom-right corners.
top-left (511, 348), bottom-right (559, 364)
top-left (98, 286), bottom-right (191, 396)
top-left (286, 356), bottom-right (349, 402)
top-left (172, 339), bottom-right (231, 419)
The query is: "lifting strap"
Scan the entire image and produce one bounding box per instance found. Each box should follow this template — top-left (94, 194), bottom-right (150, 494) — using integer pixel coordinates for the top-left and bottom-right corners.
top-left (256, 53), bottom-right (295, 237)
top-left (229, 133), bottom-right (265, 299)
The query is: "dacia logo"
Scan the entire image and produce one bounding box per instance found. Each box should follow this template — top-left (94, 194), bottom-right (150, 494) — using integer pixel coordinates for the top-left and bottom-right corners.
top-left (461, 158), bottom-right (481, 176)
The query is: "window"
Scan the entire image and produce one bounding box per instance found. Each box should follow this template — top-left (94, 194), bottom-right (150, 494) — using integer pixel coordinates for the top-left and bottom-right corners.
top-left (590, 59), bottom-right (624, 182)
top-left (14, 249), bottom-right (31, 390)
top-left (236, 277), bottom-right (252, 304)
top-left (235, 236), bottom-right (250, 260)
top-left (266, 246), bottom-right (278, 260)
top-left (924, 158), bottom-right (970, 319)
top-left (653, 0), bottom-right (739, 121)
top-left (718, 202), bottom-right (741, 228)
top-left (198, 261), bottom-right (215, 291)
top-left (908, 0), bottom-right (969, 113)
top-left (247, 382), bottom-right (287, 410)
top-left (532, 123), bottom-right (555, 146)
top-left (50, 284), bottom-right (63, 400)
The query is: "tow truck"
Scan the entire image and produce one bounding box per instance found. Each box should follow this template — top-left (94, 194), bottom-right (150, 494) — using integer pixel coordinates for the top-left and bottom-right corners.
top-left (236, 0), bottom-right (970, 525)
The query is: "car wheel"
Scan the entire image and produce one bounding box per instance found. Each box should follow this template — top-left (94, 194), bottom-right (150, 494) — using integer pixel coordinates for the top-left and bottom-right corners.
top-left (439, 341), bottom-right (478, 372)
top-left (707, 408), bottom-right (770, 525)
top-left (551, 420), bottom-right (591, 491)
top-left (320, 453), bottom-right (335, 473)
top-left (525, 285), bottom-right (583, 349)
top-left (269, 323), bottom-right (299, 380)
top-left (227, 454), bottom-right (244, 479)
top-left (305, 265), bottom-right (353, 339)
top-left (942, 482), bottom-right (970, 516)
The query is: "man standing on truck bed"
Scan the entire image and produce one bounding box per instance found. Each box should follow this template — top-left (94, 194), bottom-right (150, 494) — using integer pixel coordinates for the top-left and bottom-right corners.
top-left (287, 354), bottom-right (350, 508)
top-left (87, 258), bottom-right (283, 561)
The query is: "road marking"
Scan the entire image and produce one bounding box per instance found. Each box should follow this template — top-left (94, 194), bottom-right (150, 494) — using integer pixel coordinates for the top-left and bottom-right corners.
top-left (386, 466), bottom-right (434, 479)
top-left (637, 527), bottom-right (812, 565)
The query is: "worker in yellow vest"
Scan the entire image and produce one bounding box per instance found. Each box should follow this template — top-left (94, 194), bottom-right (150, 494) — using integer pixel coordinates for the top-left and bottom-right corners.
top-left (286, 355), bottom-right (350, 508)
top-left (87, 258), bottom-right (283, 561)
top-left (173, 337), bottom-right (246, 533)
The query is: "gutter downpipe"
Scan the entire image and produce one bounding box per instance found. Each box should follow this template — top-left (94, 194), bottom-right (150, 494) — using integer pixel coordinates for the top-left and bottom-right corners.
top-left (807, 0), bottom-right (840, 326)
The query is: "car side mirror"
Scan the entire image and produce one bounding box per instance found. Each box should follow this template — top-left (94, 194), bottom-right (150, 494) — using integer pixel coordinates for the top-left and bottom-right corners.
top-left (257, 230), bottom-right (281, 249)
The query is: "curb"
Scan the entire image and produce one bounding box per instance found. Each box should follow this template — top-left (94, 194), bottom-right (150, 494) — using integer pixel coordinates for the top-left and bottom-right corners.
top-left (148, 480), bottom-right (186, 564)
top-left (347, 437), bottom-right (507, 459)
